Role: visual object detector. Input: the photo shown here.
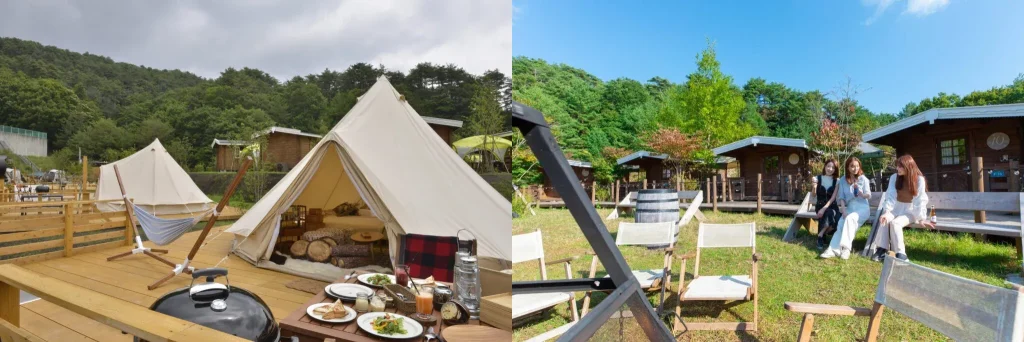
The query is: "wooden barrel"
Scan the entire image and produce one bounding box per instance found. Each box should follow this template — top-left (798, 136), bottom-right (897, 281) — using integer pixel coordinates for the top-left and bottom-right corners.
top-left (635, 189), bottom-right (679, 224)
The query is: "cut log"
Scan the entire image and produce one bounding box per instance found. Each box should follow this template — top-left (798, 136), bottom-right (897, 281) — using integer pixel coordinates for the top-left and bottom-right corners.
top-left (307, 240), bottom-right (332, 262)
top-left (332, 244), bottom-right (371, 257)
top-left (290, 239), bottom-right (310, 258)
top-left (302, 230), bottom-right (333, 241)
top-left (321, 237), bottom-right (338, 247)
top-left (333, 257), bottom-right (373, 268)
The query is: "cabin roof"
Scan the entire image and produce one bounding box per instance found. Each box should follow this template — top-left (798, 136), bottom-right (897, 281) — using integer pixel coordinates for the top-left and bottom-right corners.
top-left (863, 103), bottom-right (1024, 143)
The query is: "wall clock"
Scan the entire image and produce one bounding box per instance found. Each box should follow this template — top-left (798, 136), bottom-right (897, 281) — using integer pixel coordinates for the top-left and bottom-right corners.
top-left (788, 153), bottom-right (800, 165)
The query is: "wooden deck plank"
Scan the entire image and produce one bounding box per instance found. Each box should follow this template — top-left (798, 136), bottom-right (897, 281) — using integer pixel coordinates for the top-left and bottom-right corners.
top-left (23, 300), bottom-right (132, 342)
top-left (13, 224), bottom-right (320, 342)
top-left (73, 251), bottom-right (311, 304)
top-left (18, 308), bottom-right (95, 342)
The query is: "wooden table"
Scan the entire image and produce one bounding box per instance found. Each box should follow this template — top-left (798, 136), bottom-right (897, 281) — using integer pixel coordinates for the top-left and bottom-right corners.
top-left (280, 273), bottom-right (488, 342)
top-left (350, 232), bottom-right (385, 259)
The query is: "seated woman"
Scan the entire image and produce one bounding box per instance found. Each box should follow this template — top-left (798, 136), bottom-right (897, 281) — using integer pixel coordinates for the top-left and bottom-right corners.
top-left (812, 159), bottom-right (841, 250)
top-left (871, 154), bottom-right (934, 262)
top-left (820, 157), bottom-right (871, 260)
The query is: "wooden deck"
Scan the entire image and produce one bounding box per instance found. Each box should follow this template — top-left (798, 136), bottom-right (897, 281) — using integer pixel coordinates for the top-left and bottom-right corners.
top-left (16, 224), bottom-right (310, 342)
top-left (536, 200), bottom-right (802, 215)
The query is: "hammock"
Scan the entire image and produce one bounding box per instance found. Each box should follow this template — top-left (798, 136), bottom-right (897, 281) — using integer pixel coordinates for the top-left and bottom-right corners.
top-left (131, 203), bottom-right (213, 246)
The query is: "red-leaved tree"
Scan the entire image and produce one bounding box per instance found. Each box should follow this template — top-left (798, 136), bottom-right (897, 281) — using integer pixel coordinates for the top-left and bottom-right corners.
top-left (646, 128), bottom-right (701, 184)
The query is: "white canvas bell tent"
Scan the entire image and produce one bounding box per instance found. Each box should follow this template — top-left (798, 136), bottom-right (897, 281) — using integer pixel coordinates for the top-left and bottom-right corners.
top-left (224, 76), bottom-right (513, 281)
top-left (95, 139), bottom-right (215, 216)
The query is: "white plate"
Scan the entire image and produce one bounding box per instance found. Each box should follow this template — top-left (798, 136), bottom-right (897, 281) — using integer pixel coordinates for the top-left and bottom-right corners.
top-left (306, 303), bottom-right (356, 323)
top-left (356, 312), bottom-right (423, 339)
top-left (325, 283), bottom-right (373, 299)
top-left (357, 273), bottom-right (397, 288)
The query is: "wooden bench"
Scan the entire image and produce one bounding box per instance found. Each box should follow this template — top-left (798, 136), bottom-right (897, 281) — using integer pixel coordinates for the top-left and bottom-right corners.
top-left (0, 264), bottom-right (247, 342)
top-left (785, 254), bottom-right (1024, 341)
top-left (784, 192), bottom-right (883, 242)
top-left (605, 190), bottom-right (706, 228)
top-left (862, 192), bottom-right (1024, 261)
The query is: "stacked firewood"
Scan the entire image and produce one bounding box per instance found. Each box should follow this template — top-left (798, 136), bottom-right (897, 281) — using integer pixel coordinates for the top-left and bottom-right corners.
top-left (286, 228), bottom-right (374, 267)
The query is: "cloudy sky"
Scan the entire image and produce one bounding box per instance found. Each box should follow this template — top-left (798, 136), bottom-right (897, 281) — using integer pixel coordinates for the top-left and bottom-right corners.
top-left (0, 0), bottom-right (511, 80)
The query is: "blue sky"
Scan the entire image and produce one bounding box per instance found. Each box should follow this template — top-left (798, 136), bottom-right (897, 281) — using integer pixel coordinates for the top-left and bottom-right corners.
top-left (512, 0), bottom-right (1024, 114)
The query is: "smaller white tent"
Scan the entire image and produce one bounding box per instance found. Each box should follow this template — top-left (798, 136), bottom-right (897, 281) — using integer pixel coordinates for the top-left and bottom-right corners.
top-left (95, 139), bottom-right (214, 215)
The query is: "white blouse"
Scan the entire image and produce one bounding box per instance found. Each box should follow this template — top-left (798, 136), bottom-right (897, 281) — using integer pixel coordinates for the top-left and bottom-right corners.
top-left (881, 174), bottom-right (929, 221)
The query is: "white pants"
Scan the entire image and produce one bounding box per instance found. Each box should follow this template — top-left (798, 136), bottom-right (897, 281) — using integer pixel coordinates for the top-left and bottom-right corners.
top-left (874, 201), bottom-right (917, 255)
top-left (828, 204), bottom-right (870, 251)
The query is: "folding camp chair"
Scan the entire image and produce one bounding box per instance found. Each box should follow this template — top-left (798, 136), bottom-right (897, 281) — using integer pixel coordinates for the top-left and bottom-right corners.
top-left (785, 253), bottom-right (1024, 341)
top-left (510, 230), bottom-right (580, 341)
top-left (397, 233), bottom-right (461, 283)
top-left (581, 221), bottom-right (677, 317)
top-left (675, 222), bottom-right (759, 332)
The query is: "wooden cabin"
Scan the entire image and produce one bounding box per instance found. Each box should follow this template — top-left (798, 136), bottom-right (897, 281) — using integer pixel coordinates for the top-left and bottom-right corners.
top-left (713, 136), bottom-right (812, 201)
top-left (421, 116), bottom-right (464, 145)
top-left (863, 103), bottom-right (1024, 192)
top-left (541, 159), bottom-right (594, 199)
top-left (616, 151), bottom-right (673, 188)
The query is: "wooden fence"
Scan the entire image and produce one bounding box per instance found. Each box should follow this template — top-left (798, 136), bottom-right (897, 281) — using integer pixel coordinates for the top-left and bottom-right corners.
top-left (0, 199), bottom-right (130, 265)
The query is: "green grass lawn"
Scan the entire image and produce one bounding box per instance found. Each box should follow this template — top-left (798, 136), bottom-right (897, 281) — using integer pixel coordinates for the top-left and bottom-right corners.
top-left (512, 208), bottom-right (1020, 341)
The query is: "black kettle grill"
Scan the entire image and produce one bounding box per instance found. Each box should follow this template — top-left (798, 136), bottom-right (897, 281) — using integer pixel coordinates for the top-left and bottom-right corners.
top-left (138, 268), bottom-right (297, 342)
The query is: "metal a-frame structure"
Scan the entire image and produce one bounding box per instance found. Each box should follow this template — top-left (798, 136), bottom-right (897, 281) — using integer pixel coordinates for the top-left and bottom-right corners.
top-left (511, 101), bottom-right (675, 341)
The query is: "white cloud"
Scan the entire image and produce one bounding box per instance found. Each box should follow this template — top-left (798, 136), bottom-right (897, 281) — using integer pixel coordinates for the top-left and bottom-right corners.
top-left (861, 0), bottom-right (949, 25)
top-left (905, 0), bottom-right (950, 16)
top-left (863, 0), bottom-right (897, 25)
top-left (0, 0), bottom-right (511, 79)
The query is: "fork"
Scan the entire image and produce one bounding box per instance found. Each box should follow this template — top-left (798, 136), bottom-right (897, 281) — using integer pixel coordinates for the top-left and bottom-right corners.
top-left (344, 270), bottom-right (358, 281)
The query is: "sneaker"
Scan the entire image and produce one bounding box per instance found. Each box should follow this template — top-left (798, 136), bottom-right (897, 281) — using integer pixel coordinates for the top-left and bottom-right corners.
top-left (819, 249), bottom-right (838, 259)
top-left (816, 236), bottom-right (825, 250)
top-left (840, 248), bottom-right (851, 260)
top-left (871, 248), bottom-right (888, 262)
top-left (895, 253), bottom-right (909, 262)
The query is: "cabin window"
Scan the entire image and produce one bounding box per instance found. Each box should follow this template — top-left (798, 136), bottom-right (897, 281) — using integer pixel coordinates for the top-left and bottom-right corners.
top-left (940, 138), bottom-right (966, 165)
top-left (663, 169), bottom-right (672, 179)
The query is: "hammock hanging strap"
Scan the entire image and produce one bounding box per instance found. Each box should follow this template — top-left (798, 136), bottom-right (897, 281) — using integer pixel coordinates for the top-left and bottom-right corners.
top-left (131, 203), bottom-right (212, 246)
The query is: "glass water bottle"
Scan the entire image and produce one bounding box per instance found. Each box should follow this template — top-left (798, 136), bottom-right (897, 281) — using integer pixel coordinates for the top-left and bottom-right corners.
top-left (454, 255), bottom-right (481, 320)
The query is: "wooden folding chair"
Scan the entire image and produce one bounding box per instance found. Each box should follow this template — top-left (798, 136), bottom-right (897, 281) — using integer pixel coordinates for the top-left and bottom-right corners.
top-left (675, 222), bottom-right (759, 332)
top-left (510, 230), bottom-right (580, 336)
top-left (581, 221), bottom-right (677, 317)
top-left (785, 252), bottom-right (1024, 341)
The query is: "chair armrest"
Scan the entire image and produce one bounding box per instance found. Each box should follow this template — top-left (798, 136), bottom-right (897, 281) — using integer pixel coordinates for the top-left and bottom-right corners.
top-left (678, 252), bottom-right (696, 260)
top-left (752, 253), bottom-right (762, 262)
top-left (545, 255), bottom-right (581, 266)
top-left (784, 302), bottom-right (872, 316)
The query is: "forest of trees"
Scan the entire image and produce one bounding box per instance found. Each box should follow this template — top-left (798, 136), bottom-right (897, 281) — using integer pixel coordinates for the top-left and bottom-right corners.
top-left (511, 41), bottom-right (1024, 187)
top-left (0, 37), bottom-right (512, 171)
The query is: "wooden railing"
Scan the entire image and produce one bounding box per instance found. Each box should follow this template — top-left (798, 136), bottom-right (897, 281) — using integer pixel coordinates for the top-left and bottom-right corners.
top-left (0, 264), bottom-right (247, 342)
top-left (0, 199), bottom-right (133, 265)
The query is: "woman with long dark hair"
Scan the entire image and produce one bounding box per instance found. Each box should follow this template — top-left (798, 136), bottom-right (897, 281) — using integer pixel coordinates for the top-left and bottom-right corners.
top-left (811, 159), bottom-right (841, 250)
top-left (871, 154), bottom-right (934, 262)
top-left (820, 156), bottom-right (872, 260)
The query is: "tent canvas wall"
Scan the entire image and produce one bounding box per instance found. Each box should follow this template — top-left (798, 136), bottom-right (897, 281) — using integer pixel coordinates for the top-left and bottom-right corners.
top-left (95, 139), bottom-right (214, 215)
top-left (225, 76), bottom-right (512, 282)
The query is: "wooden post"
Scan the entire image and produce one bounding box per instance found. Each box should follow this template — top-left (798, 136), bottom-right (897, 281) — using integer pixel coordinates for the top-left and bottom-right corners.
top-left (705, 178), bottom-right (710, 203)
top-left (64, 202), bottom-right (74, 257)
top-left (757, 173), bottom-right (763, 214)
top-left (643, 179), bottom-right (648, 190)
top-left (614, 180), bottom-right (620, 203)
top-left (124, 199), bottom-right (134, 246)
top-left (787, 175), bottom-right (794, 204)
top-left (590, 180), bottom-right (596, 204)
top-left (973, 156), bottom-right (986, 224)
top-left (81, 156), bottom-right (88, 201)
top-left (0, 280), bottom-right (17, 327)
top-left (712, 175), bottom-right (718, 212)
